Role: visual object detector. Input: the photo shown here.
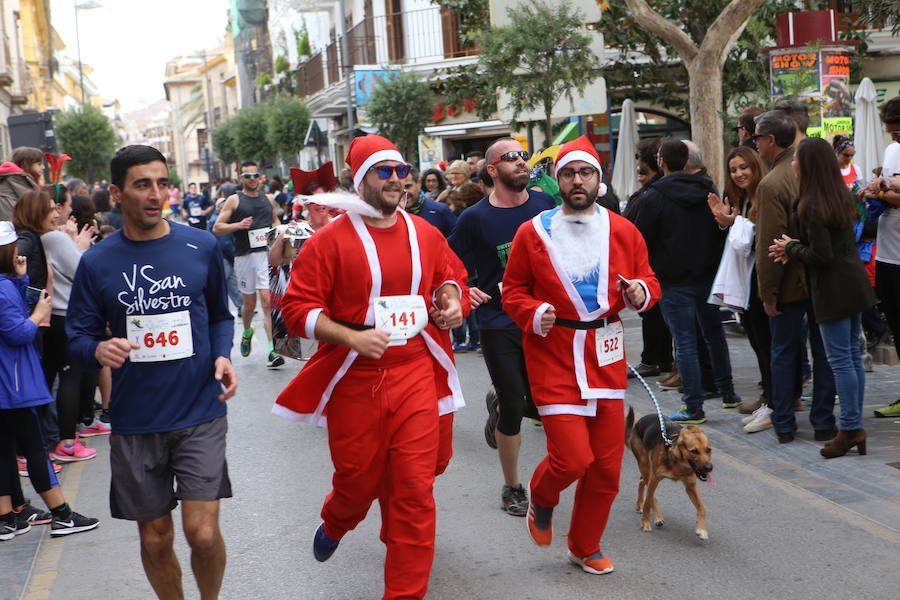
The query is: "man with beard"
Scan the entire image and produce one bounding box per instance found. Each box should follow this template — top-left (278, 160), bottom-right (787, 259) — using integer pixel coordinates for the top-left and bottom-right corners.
top-left (272, 135), bottom-right (467, 600)
top-left (448, 137), bottom-right (555, 517)
top-left (213, 160), bottom-right (282, 368)
top-left (502, 135), bottom-right (658, 574)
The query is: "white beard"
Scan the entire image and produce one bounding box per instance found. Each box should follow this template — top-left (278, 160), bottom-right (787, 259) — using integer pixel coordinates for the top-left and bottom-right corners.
top-left (549, 209), bottom-right (605, 282)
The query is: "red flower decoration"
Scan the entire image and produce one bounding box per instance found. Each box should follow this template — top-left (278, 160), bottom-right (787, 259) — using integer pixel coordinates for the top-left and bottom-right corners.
top-left (44, 153), bottom-right (72, 184)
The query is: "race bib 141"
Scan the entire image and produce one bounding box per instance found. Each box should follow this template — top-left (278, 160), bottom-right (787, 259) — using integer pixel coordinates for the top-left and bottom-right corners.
top-left (373, 295), bottom-right (427, 346)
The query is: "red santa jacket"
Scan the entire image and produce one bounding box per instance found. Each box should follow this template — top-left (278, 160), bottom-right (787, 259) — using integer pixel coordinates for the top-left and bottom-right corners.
top-left (273, 210), bottom-right (468, 426)
top-left (502, 207), bottom-right (659, 416)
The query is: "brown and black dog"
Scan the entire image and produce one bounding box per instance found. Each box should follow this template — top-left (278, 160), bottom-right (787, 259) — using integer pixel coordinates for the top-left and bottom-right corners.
top-left (625, 407), bottom-right (714, 540)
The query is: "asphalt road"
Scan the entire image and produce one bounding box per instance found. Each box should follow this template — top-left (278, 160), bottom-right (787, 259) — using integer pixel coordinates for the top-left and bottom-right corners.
top-left (7, 314), bottom-right (900, 600)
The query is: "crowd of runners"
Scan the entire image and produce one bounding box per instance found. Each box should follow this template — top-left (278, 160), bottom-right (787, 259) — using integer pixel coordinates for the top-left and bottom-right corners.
top-left (1, 93), bottom-right (900, 600)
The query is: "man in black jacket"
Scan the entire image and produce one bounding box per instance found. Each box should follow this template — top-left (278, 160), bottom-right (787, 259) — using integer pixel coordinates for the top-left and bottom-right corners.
top-left (634, 138), bottom-right (740, 423)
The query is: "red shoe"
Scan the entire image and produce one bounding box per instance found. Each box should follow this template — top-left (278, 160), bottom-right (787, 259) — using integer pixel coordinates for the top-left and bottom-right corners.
top-left (17, 457), bottom-right (61, 476)
top-left (526, 501), bottom-right (553, 547)
top-left (567, 550), bottom-right (614, 575)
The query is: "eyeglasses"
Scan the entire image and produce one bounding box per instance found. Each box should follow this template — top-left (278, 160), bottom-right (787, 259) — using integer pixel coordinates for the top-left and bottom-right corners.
top-left (557, 166), bottom-right (598, 181)
top-left (490, 150), bottom-right (530, 165)
top-left (368, 164), bottom-right (411, 180)
top-left (447, 171), bottom-right (465, 176)
top-left (241, 173), bottom-right (261, 179)
top-left (731, 126), bottom-right (744, 133)
top-left (841, 152), bottom-right (856, 158)
top-left (887, 128), bottom-right (900, 140)
top-left (751, 133), bottom-right (771, 143)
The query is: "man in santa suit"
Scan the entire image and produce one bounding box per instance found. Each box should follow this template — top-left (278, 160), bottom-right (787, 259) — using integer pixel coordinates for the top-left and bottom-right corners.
top-left (273, 134), bottom-right (468, 600)
top-left (502, 135), bottom-right (660, 574)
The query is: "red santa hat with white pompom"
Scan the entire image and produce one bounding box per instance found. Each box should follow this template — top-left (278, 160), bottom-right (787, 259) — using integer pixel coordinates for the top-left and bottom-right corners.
top-left (554, 135), bottom-right (608, 197)
top-left (346, 134), bottom-right (405, 191)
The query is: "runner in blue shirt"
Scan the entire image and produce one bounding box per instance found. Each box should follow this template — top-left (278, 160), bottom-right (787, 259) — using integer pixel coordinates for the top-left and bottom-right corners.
top-left (67, 145), bottom-right (237, 599)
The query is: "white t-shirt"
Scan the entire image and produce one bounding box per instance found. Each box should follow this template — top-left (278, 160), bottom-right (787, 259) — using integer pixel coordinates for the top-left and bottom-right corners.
top-left (876, 142), bottom-right (900, 264)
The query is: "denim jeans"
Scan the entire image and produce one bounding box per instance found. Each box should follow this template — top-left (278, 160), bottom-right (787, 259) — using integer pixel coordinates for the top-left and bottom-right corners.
top-left (452, 312), bottom-right (480, 346)
top-left (658, 283), bottom-right (736, 411)
top-left (818, 314), bottom-right (864, 430)
top-left (768, 301), bottom-right (836, 434)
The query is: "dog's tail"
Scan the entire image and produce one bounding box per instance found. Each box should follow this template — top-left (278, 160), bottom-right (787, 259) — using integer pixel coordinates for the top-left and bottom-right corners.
top-left (625, 406), bottom-right (635, 446)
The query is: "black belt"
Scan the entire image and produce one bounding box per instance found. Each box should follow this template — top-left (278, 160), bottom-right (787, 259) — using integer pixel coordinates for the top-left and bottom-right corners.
top-left (335, 319), bottom-right (374, 331)
top-left (555, 316), bottom-right (617, 330)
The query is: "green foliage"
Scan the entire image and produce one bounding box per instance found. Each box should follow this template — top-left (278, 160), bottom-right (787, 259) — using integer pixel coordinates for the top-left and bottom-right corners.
top-left (295, 28), bottom-right (312, 56)
top-left (55, 104), bottom-right (118, 181)
top-left (857, 0), bottom-right (900, 34)
top-left (476, 0), bottom-right (600, 143)
top-left (431, 0), bottom-right (489, 47)
top-left (275, 55), bottom-right (290, 74)
top-left (366, 71), bottom-right (434, 160)
top-left (167, 165), bottom-right (182, 190)
top-left (229, 104), bottom-right (274, 162)
top-left (600, 0), bottom-right (854, 117)
top-left (254, 72), bottom-right (272, 87)
top-left (212, 119), bottom-right (239, 166)
top-left (265, 96), bottom-right (311, 160)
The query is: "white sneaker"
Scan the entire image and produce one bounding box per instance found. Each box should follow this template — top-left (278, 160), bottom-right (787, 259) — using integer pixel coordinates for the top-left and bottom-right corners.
top-left (743, 405), bottom-right (773, 433)
top-left (742, 403), bottom-right (770, 425)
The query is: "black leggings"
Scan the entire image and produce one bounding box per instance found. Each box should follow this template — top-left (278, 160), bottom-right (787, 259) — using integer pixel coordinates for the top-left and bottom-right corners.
top-left (0, 407), bottom-right (59, 498)
top-left (480, 328), bottom-right (538, 435)
top-left (42, 314), bottom-right (99, 440)
top-left (639, 303), bottom-right (673, 367)
top-left (742, 274), bottom-right (773, 400)
top-left (876, 261), bottom-right (900, 356)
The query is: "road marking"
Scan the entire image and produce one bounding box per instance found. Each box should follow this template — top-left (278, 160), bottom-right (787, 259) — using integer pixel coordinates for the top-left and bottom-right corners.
top-left (22, 460), bottom-right (87, 600)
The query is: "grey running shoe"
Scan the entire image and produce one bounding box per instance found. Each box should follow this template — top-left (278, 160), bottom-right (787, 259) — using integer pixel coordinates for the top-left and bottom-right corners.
top-left (50, 511), bottom-right (99, 537)
top-left (501, 484), bottom-right (528, 517)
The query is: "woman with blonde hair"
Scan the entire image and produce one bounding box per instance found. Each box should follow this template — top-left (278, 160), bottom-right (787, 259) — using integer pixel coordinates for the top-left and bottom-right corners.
top-left (437, 160), bottom-right (471, 204)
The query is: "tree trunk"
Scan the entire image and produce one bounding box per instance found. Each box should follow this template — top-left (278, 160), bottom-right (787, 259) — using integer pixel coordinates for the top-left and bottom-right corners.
top-left (544, 104), bottom-right (553, 150)
top-left (688, 57), bottom-right (724, 189)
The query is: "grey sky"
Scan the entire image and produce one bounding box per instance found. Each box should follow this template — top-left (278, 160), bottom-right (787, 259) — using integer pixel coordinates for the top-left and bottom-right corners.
top-left (50, 0), bottom-right (230, 112)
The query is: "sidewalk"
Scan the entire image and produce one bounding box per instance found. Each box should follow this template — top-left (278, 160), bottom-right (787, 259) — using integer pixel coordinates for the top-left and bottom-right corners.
top-left (622, 313), bottom-right (900, 534)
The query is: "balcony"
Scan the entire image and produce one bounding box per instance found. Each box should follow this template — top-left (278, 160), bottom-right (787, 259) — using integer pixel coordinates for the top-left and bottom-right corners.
top-left (293, 6), bottom-right (479, 101)
top-left (10, 59), bottom-right (32, 104)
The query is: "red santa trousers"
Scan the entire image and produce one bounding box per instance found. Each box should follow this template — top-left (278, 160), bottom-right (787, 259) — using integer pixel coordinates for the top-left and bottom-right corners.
top-left (321, 356), bottom-right (439, 600)
top-left (529, 400), bottom-right (625, 558)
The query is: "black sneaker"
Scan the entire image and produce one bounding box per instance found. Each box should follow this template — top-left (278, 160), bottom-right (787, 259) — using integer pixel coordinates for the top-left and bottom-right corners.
top-left (50, 511), bottom-right (100, 537)
top-left (267, 352), bottom-right (285, 369)
top-left (628, 363), bottom-right (660, 379)
top-left (16, 503), bottom-right (51, 526)
top-left (99, 409), bottom-right (111, 424)
top-left (0, 517), bottom-right (31, 541)
top-left (501, 484), bottom-right (528, 517)
top-left (484, 389), bottom-right (499, 450)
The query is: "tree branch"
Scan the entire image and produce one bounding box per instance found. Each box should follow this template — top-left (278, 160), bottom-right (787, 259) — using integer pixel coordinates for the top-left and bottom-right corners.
top-left (700, 0), bottom-right (768, 66)
top-left (622, 0), bottom-right (698, 64)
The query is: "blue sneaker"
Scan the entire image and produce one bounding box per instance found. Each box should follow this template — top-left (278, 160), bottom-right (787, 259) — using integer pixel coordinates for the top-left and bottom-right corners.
top-left (451, 342), bottom-right (468, 353)
top-left (668, 408), bottom-right (707, 424)
top-left (240, 327), bottom-right (254, 357)
top-left (313, 522), bottom-right (340, 562)
top-left (466, 341), bottom-right (481, 351)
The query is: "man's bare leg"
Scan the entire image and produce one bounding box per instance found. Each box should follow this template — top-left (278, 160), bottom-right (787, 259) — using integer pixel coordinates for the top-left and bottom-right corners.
top-left (240, 293), bottom-right (256, 331)
top-left (497, 431), bottom-right (521, 487)
top-left (137, 514), bottom-right (184, 600)
top-left (258, 289), bottom-right (273, 344)
top-left (182, 500), bottom-right (226, 600)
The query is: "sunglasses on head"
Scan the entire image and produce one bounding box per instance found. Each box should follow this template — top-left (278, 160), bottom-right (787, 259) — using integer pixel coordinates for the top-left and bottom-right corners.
top-left (241, 173), bottom-right (261, 179)
top-left (368, 164), bottom-right (411, 180)
top-left (490, 150), bottom-right (530, 165)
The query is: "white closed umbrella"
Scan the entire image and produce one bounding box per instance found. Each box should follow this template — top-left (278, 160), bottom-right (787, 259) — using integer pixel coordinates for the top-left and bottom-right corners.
top-left (612, 99), bottom-right (639, 202)
top-left (854, 77), bottom-right (886, 184)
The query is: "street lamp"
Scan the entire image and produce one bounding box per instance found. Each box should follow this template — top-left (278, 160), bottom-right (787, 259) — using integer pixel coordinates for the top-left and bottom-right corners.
top-left (74, 0), bottom-right (102, 106)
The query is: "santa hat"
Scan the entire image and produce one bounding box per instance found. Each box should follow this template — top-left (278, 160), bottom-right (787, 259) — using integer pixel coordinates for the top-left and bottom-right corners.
top-left (555, 135), bottom-right (607, 196)
top-left (289, 162), bottom-right (337, 197)
top-left (555, 135), bottom-right (602, 175)
top-left (346, 134), bottom-right (405, 191)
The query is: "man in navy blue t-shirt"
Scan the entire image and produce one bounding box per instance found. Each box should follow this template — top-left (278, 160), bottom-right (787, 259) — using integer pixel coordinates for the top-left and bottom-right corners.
top-left (401, 168), bottom-right (457, 237)
top-left (67, 145), bottom-right (236, 598)
top-left (181, 182), bottom-right (213, 229)
top-left (449, 137), bottom-right (554, 518)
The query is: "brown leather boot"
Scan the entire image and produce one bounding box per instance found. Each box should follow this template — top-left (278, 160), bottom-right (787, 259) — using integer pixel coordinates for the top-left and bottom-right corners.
top-left (820, 429), bottom-right (867, 459)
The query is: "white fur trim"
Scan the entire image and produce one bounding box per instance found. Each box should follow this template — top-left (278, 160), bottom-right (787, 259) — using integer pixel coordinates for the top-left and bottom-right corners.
top-left (533, 303), bottom-right (553, 336)
top-left (297, 191), bottom-right (383, 218)
top-left (304, 307), bottom-right (324, 339)
top-left (353, 149), bottom-right (405, 190)
top-left (556, 150), bottom-right (601, 176)
top-left (622, 278), bottom-right (652, 313)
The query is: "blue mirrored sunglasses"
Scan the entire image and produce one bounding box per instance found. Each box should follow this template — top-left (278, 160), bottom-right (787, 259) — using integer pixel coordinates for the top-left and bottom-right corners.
top-left (368, 164), bottom-right (411, 180)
